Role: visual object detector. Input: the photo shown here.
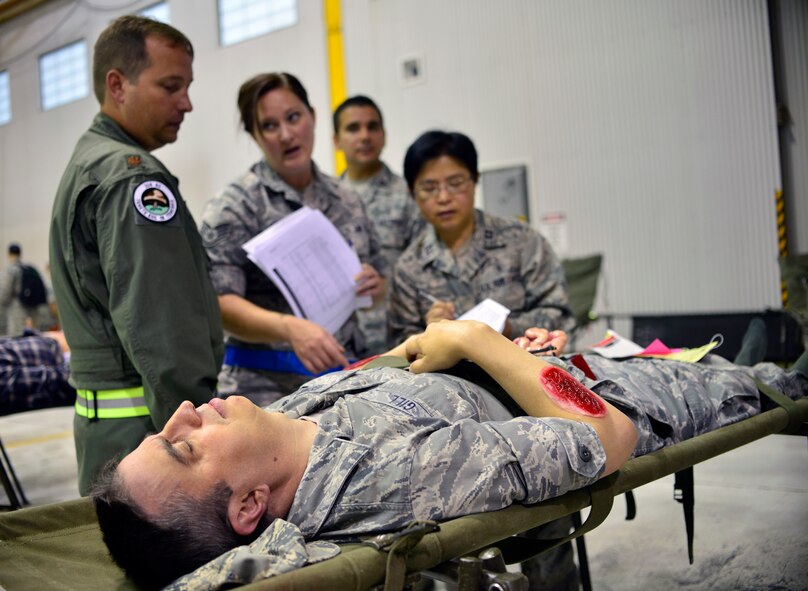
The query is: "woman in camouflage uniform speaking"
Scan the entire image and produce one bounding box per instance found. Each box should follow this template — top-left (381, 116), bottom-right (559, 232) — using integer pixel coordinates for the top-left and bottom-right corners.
top-left (200, 73), bottom-right (387, 406)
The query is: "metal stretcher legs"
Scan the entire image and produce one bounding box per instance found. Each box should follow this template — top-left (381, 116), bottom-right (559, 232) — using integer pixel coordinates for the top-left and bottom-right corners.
top-left (421, 547), bottom-right (529, 591)
top-left (0, 434), bottom-right (28, 511)
top-left (674, 467), bottom-right (695, 565)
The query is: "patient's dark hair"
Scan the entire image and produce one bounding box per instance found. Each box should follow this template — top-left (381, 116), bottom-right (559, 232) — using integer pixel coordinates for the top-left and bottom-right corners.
top-left (91, 460), bottom-right (269, 589)
top-left (402, 130), bottom-right (479, 192)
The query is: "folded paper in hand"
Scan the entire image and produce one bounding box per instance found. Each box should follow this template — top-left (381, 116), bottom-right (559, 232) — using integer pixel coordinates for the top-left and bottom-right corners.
top-left (456, 298), bottom-right (511, 333)
top-left (243, 207), bottom-right (370, 334)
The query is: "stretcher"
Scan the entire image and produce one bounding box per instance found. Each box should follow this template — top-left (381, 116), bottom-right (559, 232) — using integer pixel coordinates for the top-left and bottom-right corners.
top-left (0, 389), bottom-right (804, 591)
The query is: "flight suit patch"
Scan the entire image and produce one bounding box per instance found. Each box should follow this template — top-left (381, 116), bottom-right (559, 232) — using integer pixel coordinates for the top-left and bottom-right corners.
top-left (133, 180), bottom-right (178, 224)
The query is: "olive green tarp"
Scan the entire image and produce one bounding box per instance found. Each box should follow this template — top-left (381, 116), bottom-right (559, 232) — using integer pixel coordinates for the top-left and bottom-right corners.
top-left (1, 397), bottom-right (806, 591)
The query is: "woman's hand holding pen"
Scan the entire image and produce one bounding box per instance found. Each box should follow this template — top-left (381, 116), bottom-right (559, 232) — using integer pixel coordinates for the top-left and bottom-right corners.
top-left (425, 298), bottom-right (455, 325)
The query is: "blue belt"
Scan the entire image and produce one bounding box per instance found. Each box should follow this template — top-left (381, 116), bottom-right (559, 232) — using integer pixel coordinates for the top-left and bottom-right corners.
top-left (224, 345), bottom-right (348, 377)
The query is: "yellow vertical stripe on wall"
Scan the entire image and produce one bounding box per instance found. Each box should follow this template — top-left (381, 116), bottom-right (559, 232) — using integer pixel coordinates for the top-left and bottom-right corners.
top-left (776, 189), bottom-right (789, 307)
top-left (325, 0), bottom-right (347, 175)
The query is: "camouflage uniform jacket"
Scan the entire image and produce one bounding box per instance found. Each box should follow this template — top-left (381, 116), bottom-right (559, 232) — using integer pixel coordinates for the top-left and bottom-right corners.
top-left (271, 366), bottom-right (605, 539)
top-left (200, 160), bottom-right (387, 397)
top-left (389, 209), bottom-right (574, 343)
top-left (341, 162), bottom-right (424, 354)
top-left (273, 354), bottom-right (806, 540)
top-left (340, 162), bottom-right (424, 272)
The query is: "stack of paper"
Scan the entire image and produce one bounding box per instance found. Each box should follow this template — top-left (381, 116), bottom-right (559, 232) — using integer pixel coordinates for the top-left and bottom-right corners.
top-left (242, 207), bottom-right (370, 334)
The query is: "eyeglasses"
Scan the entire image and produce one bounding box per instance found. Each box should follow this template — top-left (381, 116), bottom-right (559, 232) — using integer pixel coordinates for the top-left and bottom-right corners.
top-left (414, 175), bottom-right (473, 201)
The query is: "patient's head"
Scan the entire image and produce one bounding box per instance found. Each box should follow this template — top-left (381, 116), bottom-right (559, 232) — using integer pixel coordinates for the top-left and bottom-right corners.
top-left (92, 462), bottom-right (249, 589)
top-left (92, 397), bottom-right (278, 588)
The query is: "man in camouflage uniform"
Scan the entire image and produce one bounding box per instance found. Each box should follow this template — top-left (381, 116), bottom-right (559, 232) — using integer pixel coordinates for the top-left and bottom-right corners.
top-left (333, 96), bottom-right (424, 354)
top-left (49, 16), bottom-right (223, 495)
top-left (93, 320), bottom-right (807, 588)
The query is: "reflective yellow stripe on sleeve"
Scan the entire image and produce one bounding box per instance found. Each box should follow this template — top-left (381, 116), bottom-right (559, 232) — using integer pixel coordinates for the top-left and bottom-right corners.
top-left (75, 387), bottom-right (150, 419)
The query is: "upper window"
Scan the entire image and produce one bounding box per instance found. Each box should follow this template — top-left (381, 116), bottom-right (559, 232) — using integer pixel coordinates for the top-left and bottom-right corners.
top-left (139, 2), bottom-right (171, 24)
top-left (0, 71), bottom-right (10, 126)
top-left (39, 41), bottom-right (89, 111)
top-left (218, 0), bottom-right (297, 47)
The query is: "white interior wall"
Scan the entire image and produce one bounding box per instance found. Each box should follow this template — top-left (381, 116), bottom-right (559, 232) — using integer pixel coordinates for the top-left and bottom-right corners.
top-left (0, 0), bottom-right (333, 268)
top-left (0, 0), bottom-right (797, 319)
top-left (342, 0), bottom-right (784, 315)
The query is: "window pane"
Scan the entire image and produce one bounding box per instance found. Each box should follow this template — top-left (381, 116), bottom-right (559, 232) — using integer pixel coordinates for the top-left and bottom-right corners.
top-left (39, 41), bottom-right (89, 111)
top-left (218, 0), bottom-right (297, 47)
top-left (139, 2), bottom-right (171, 24)
top-left (0, 70), bottom-right (10, 125)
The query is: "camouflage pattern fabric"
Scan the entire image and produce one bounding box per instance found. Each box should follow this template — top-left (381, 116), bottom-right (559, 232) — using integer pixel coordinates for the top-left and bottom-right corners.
top-left (389, 209), bottom-right (574, 343)
top-left (200, 160), bottom-right (387, 402)
top-left (342, 163), bottom-right (425, 355)
top-left (577, 353), bottom-right (807, 456)
top-left (164, 519), bottom-right (339, 591)
top-left (272, 367), bottom-right (605, 539)
top-left (167, 355), bottom-right (805, 588)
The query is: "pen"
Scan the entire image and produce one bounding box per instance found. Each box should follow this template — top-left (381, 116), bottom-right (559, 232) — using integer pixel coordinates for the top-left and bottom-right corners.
top-left (423, 293), bottom-right (439, 304)
top-left (529, 345), bottom-right (557, 355)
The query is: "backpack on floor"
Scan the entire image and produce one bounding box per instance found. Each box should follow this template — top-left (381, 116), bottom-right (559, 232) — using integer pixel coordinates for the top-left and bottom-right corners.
top-left (18, 265), bottom-right (47, 307)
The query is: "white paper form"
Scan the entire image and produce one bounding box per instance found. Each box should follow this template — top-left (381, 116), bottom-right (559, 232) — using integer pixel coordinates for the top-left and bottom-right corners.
top-left (589, 330), bottom-right (645, 358)
top-left (456, 298), bottom-right (511, 333)
top-left (243, 207), bottom-right (370, 334)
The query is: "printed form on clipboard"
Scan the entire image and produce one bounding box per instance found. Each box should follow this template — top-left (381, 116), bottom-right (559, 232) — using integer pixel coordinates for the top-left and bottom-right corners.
top-left (242, 206), bottom-right (371, 334)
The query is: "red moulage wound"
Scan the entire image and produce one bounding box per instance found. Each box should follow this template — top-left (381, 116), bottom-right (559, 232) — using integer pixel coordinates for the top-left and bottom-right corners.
top-left (539, 366), bottom-right (606, 417)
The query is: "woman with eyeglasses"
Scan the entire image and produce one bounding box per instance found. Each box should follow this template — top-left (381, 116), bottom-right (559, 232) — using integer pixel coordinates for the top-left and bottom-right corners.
top-left (200, 73), bottom-right (387, 406)
top-left (388, 130), bottom-right (574, 344)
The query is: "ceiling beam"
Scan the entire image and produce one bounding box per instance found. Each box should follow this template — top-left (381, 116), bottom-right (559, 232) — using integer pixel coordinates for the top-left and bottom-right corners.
top-left (0, 0), bottom-right (56, 26)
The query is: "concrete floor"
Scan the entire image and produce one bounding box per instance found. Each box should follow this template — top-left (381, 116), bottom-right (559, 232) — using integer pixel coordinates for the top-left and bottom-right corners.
top-left (1, 406), bottom-right (807, 590)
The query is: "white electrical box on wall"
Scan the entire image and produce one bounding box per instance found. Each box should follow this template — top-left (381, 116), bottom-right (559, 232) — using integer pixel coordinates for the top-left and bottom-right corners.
top-left (399, 54), bottom-right (426, 86)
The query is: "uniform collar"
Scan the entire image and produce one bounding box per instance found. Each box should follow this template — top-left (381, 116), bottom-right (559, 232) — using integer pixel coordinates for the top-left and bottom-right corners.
top-left (257, 159), bottom-right (342, 214)
top-left (286, 434), bottom-right (370, 539)
top-left (340, 161), bottom-right (394, 188)
top-left (91, 112), bottom-right (148, 151)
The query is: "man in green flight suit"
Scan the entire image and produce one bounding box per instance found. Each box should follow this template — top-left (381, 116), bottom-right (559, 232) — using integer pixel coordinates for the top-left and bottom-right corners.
top-left (49, 15), bottom-right (224, 495)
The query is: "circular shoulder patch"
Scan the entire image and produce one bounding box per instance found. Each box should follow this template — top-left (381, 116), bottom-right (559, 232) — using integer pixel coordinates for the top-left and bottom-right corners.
top-left (133, 180), bottom-right (178, 223)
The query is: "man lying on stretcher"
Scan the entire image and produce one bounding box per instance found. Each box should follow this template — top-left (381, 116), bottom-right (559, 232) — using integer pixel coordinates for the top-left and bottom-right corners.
top-left (92, 319), bottom-right (808, 590)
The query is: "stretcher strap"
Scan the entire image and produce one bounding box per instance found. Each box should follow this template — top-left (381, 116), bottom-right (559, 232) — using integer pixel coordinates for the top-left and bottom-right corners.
top-left (369, 521), bottom-right (439, 591)
top-left (493, 473), bottom-right (617, 564)
top-left (754, 379), bottom-right (805, 435)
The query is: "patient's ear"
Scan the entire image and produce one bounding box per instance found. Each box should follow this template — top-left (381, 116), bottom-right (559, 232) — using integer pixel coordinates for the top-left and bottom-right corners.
top-left (228, 484), bottom-right (270, 536)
